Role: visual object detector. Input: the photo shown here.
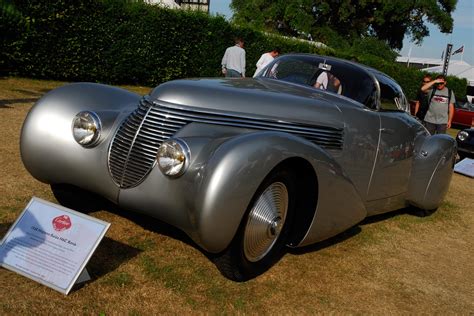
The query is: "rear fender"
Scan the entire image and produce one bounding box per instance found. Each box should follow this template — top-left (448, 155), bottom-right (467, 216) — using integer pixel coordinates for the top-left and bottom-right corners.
top-left (407, 134), bottom-right (456, 210)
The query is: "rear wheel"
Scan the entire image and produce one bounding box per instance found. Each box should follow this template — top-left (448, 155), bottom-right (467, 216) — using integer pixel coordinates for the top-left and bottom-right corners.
top-left (410, 207), bottom-right (438, 217)
top-left (214, 168), bottom-right (295, 281)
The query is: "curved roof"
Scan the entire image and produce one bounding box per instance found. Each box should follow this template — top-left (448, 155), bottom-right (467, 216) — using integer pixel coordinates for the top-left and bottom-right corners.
top-left (257, 54), bottom-right (379, 106)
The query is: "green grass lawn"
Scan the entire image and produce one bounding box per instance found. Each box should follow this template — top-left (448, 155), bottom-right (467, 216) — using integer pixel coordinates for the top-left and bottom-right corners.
top-left (1, 77), bottom-right (473, 314)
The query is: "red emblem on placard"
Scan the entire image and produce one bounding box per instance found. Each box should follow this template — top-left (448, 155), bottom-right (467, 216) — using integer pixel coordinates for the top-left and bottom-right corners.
top-left (52, 215), bottom-right (72, 232)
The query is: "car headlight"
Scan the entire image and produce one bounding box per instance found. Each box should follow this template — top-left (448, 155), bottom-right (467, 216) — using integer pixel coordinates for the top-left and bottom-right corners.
top-left (457, 131), bottom-right (469, 142)
top-left (157, 138), bottom-right (190, 177)
top-left (72, 111), bottom-right (101, 147)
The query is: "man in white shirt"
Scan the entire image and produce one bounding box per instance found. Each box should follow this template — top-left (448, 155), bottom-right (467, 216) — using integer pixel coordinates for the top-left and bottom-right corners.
top-left (314, 71), bottom-right (341, 94)
top-left (221, 38), bottom-right (246, 78)
top-left (253, 48), bottom-right (280, 77)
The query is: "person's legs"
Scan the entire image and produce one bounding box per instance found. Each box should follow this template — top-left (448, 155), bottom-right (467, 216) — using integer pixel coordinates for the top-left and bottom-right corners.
top-left (225, 69), bottom-right (241, 78)
top-left (423, 121), bottom-right (436, 135)
top-left (435, 124), bottom-right (447, 134)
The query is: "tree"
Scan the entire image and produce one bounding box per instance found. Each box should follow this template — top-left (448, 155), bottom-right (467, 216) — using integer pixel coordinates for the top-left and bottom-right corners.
top-left (230, 0), bottom-right (457, 50)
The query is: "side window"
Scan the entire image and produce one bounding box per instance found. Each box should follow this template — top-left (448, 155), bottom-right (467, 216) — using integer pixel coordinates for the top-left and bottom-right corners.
top-left (313, 71), bottom-right (342, 94)
top-left (264, 60), bottom-right (316, 85)
top-left (378, 79), bottom-right (408, 112)
top-left (365, 88), bottom-right (378, 110)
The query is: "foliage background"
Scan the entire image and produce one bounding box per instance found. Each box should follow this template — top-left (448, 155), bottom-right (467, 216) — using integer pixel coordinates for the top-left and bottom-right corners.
top-left (0, 0), bottom-right (467, 100)
top-left (230, 0), bottom-right (458, 50)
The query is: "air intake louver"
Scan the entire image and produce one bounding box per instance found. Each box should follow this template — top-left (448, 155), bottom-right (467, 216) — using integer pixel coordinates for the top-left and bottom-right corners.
top-left (109, 97), bottom-right (343, 188)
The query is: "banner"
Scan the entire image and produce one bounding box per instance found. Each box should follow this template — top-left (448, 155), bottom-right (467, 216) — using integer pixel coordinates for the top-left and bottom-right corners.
top-left (442, 43), bottom-right (453, 76)
top-left (452, 46), bottom-right (464, 55)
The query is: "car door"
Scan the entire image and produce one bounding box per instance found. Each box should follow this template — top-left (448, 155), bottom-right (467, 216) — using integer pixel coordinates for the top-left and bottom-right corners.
top-left (366, 76), bottom-right (417, 205)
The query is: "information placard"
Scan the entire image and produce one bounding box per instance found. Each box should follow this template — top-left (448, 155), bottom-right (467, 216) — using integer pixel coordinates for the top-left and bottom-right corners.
top-left (0, 197), bottom-right (110, 294)
top-left (454, 157), bottom-right (474, 178)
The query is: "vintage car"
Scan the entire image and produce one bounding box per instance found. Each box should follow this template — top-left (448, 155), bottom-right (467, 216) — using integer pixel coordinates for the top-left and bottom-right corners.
top-left (456, 128), bottom-right (474, 159)
top-left (452, 100), bottom-right (474, 128)
top-left (20, 54), bottom-right (457, 281)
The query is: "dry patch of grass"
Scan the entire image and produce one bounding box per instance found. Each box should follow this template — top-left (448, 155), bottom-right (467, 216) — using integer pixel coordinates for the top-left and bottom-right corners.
top-left (0, 77), bottom-right (473, 314)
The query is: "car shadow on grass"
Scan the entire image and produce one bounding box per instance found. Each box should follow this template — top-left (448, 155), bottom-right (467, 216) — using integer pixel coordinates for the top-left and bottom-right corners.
top-left (288, 207), bottom-right (423, 256)
top-left (0, 222), bottom-right (13, 238)
top-left (50, 185), bottom-right (436, 279)
top-left (70, 235), bottom-right (143, 292)
top-left (83, 237), bottom-right (142, 279)
top-left (51, 184), bottom-right (200, 255)
top-left (0, 98), bottom-right (39, 108)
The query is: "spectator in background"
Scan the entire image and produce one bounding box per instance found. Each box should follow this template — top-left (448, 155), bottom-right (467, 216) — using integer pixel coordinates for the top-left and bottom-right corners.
top-left (314, 71), bottom-right (341, 94)
top-left (421, 74), bottom-right (455, 134)
top-left (414, 74), bottom-right (432, 120)
top-left (253, 48), bottom-right (280, 77)
top-left (221, 38), bottom-right (246, 78)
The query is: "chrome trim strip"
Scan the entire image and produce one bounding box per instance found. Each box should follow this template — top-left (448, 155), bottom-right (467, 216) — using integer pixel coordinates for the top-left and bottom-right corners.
top-left (366, 114), bottom-right (382, 196)
top-left (149, 99), bottom-right (344, 149)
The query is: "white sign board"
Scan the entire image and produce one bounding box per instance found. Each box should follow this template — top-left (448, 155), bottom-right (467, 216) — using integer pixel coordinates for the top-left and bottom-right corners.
top-left (454, 157), bottom-right (474, 178)
top-left (0, 197), bottom-right (110, 294)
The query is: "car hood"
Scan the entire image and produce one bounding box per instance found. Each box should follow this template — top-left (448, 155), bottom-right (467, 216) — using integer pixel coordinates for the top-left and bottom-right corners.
top-left (150, 78), bottom-right (351, 129)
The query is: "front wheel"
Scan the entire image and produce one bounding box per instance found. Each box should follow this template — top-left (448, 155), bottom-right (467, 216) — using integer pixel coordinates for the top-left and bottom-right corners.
top-left (214, 168), bottom-right (295, 281)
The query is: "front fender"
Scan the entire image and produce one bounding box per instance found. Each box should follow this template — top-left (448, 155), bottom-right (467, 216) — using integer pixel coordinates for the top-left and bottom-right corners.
top-left (193, 131), bottom-right (365, 253)
top-left (20, 83), bottom-right (141, 201)
top-left (407, 134), bottom-right (456, 210)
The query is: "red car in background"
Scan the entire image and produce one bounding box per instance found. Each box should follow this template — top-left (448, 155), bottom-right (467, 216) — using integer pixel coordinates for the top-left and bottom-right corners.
top-left (453, 101), bottom-right (474, 128)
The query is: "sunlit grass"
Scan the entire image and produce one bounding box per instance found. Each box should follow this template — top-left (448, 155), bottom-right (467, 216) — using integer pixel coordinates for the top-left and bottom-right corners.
top-left (1, 77), bottom-right (473, 314)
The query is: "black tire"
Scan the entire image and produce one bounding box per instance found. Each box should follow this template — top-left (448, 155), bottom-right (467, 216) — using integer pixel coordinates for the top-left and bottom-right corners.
top-left (410, 207), bottom-right (438, 217)
top-left (213, 168), bottom-right (296, 281)
top-left (51, 184), bottom-right (106, 213)
top-left (457, 152), bottom-right (466, 162)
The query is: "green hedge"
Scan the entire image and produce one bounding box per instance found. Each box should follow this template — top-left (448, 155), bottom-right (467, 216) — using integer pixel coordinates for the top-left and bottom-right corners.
top-left (1, 0), bottom-right (467, 100)
top-left (1, 0), bottom-right (326, 85)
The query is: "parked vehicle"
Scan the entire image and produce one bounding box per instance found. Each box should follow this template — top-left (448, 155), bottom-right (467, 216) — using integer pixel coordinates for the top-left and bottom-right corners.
top-left (452, 100), bottom-right (474, 128)
top-left (20, 54), bottom-right (457, 281)
top-left (456, 128), bottom-right (474, 159)
top-left (466, 85), bottom-right (474, 103)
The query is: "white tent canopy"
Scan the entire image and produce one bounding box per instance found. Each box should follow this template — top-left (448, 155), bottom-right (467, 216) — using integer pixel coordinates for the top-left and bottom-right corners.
top-left (422, 62), bottom-right (474, 86)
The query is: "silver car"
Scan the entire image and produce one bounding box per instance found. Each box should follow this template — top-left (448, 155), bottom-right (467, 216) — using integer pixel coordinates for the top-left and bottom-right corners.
top-left (20, 54), bottom-right (456, 281)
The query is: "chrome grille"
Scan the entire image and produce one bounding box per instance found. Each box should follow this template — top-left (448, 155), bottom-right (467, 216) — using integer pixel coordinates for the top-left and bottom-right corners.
top-left (109, 97), bottom-right (344, 188)
top-left (108, 97), bottom-right (188, 188)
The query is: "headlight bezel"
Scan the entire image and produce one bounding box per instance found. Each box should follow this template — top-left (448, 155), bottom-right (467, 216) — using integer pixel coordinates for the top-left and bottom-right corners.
top-left (457, 131), bottom-right (469, 142)
top-left (72, 111), bottom-right (102, 148)
top-left (156, 138), bottom-right (190, 178)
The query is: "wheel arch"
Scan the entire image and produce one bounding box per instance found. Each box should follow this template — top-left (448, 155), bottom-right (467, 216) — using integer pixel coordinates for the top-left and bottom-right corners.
top-left (276, 158), bottom-right (318, 247)
top-left (193, 131), bottom-right (324, 253)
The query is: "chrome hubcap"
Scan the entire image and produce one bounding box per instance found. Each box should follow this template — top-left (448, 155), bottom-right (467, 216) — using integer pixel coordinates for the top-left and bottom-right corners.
top-left (243, 182), bottom-right (288, 262)
top-left (268, 216), bottom-right (282, 237)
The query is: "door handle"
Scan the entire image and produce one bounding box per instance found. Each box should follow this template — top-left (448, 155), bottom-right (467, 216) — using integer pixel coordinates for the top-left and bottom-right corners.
top-left (380, 128), bottom-right (395, 134)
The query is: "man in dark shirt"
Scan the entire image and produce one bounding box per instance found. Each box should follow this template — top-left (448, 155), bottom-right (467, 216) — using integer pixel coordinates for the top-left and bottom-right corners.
top-left (414, 74), bottom-right (432, 120)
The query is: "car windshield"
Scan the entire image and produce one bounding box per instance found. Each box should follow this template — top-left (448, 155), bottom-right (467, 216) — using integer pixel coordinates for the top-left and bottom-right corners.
top-left (258, 55), bottom-right (377, 108)
top-left (456, 101), bottom-right (474, 110)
